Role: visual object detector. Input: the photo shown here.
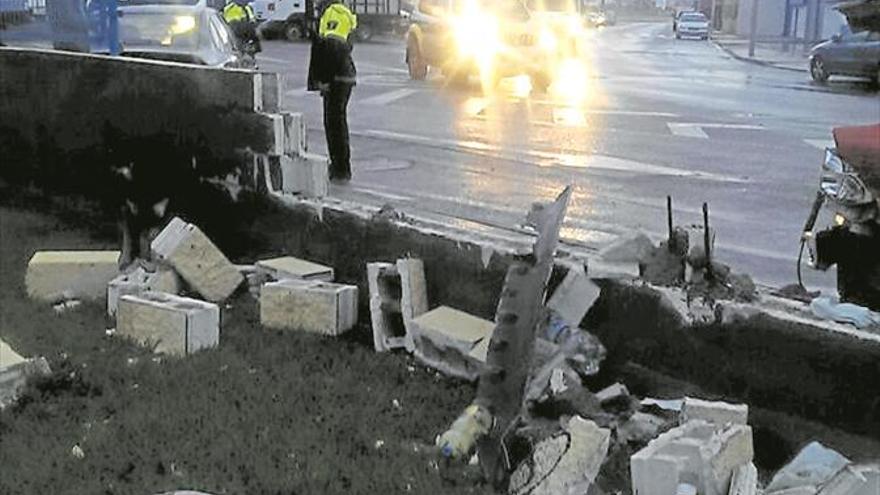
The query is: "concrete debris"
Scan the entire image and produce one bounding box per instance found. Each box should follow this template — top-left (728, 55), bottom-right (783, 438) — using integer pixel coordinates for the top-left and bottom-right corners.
top-left (766, 442), bottom-right (851, 493)
top-left (681, 397), bottom-right (749, 428)
top-left (640, 228), bottom-right (688, 286)
top-left (818, 463), bottom-right (880, 495)
top-left (729, 463), bottom-right (759, 495)
top-left (255, 256), bottom-right (334, 282)
top-left (0, 340), bottom-right (52, 409)
top-left (71, 444), bottom-right (85, 459)
top-left (53, 299), bottom-right (82, 314)
top-left (596, 383), bottom-right (631, 412)
top-left (151, 217), bottom-right (243, 302)
top-left (480, 244), bottom-right (494, 269)
top-left (617, 412), bottom-right (669, 446)
top-left (547, 263), bottom-right (600, 327)
top-left (409, 306), bottom-right (494, 381)
top-left (641, 397), bottom-right (685, 413)
top-left (260, 279), bottom-right (358, 336)
top-left (117, 291), bottom-right (220, 356)
top-left (599, 232), bottom-right (656, 263)
top-left (368, 259), bottom-right (427, 352)
top-left (769, 487), bottom-right (819, 495)
top-left (540, 317), bottom-right (607, 376)
top-left (279, 152), bottom-right (329, 198)
top-left (631, 420), bottom-right (754, 495)
top-left (107, 266), bottom-right (181, 318)
top-left (510, 416), bottom-right (611, 495)
top-left (25, 250), bottom-right (121, 302)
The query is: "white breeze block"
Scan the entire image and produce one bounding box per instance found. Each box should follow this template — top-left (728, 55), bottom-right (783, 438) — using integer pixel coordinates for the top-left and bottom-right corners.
top-left (819, 464), bottom-right (880, 495)
top-left (283, 112), bottom-right (307, 156)
top-left (547, 264), bottom-right (600, 326)
top-left (682, 397), bottom-right (749, 427)
top-left (117, 291), bottom-right (219, 356)
top-left (729, 463), bottom-right (758, 495)
top-left (367, 262), bottom-right (405, 352)
top-left (0, 339), bottom-right (51, 409)
top-left (26, 250), bottom-right (120, 301)
top-left (260, 279), bottom-right (358, 335)
top-left (151, 217), bottom-right (243, 302)
top-left (280, 153), bottom-right (329, 198)
top-left (107, 267), bottom-right (181, 318)
top-left (255, 256), bottom-right (334, 282)
top-left (409, 306), bottom-right (495, 381)
top-left (397, 258), bottom-right (428, 350)
top-left (631, 420), bottom-right (754, 495)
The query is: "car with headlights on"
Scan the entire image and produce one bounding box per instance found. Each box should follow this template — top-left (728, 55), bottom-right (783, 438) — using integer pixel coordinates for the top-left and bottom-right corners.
top-left (674, 11), bottom-right (709, 40)
top-left (112, 0), bottom-right (254, 67)
top-left (404, 0), bottom-right (563, 91)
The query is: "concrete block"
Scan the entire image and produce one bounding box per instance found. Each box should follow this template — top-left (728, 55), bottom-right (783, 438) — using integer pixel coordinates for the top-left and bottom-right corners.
top-left (510, 416), bottom-right (611, 495)
top-left (409, 306), bottom-right (495, 381)
top-left (767, 442), bottom-right (851, 493)
top-left (260, 279), bottom-right (358, 336)
top-left (282, 112), bottom-right (307, 156)
top-left (596, 382), bottom-right (630, 405)
top-left (729, 463), bottom-right (758, 495)
top-left (367, 262), bottom-right (409, 352)
top-left (280, 153), bottom-right (329, 198)
top-left (25, 250), bottom-right (120, 301)
top-left (547, 264), bottom-right (600, 326)
top-left (255, 256), bottom-right (334, 282)
top-left (0, 339), bottom-right (51, 409)
top-left (682, 397), bottom-right (749, 427)
top-left (631, 420), bottom-right (754, 495)
top-left (599, 231), bottom-right (655, 263)
top-left (151, 217), bottom-right (243, 302)
top-left (107, 267), bottom-right (181, 318)
top-left (819, 464), bottom-right (880, 495)
top-left (117, 291), bottom-right (220, 356)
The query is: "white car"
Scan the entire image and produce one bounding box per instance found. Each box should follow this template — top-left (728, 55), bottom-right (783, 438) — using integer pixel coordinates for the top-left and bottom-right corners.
top-left (675, 11), bottom-right (709, 40)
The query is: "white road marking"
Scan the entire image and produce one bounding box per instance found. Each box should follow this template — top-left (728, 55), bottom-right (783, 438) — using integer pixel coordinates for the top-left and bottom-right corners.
top-left (804, 138), bottom-right (835, 150)
top-left (668, 122), bottom-right (765, 139)
top-left (356, 129), bottom-right (747, 183)
top-left (348, 186), bottom-right (414, 202)
top-left (358, 88), bottom-right (418, 106)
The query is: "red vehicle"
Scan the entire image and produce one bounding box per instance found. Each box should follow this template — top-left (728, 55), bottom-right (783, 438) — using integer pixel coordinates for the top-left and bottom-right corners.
top-left (802, 124), bottom-right (880, 310)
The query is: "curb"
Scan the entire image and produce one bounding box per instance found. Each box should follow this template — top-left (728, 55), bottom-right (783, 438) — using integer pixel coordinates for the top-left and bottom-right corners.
top-left (713, 40), bottom-right (808, 73)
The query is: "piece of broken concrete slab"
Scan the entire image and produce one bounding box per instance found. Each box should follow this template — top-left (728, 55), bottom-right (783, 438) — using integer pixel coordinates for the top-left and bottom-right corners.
top-left (509, 416), bottom-right (611, 495)
top-left (151, 217), bottom-right (243, 303)
top-left (260, 279), bottom-right (358, 336)
top-left (25, 250), bottom-right (121, 302)
top-left (117, 291), bottom-right (220, 356)
top-left (729, 462), bottom-right (759, 495)
top-left (107, 266), bottom-right (181, 318)
top-left (0, 339), bottom-right (52, 409)
top-left (765, 441), bottom-right (851, 494)
top-left (547, 262), bottom-right (600, 327)
top-left (599, 231), bottom-right (655, 263)
top-left (255, 256), bottom-right (334, 282)
top-left (408, 306), bottom-right (494, 381)
top-left (818, 463), bottom-right (880, 495)
top-left (681, 396), bottom-right (749, 428)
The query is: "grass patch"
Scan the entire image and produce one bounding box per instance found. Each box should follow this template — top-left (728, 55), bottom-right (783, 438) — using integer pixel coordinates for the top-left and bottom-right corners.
top-left (0, 199), bottom-right (492, 495)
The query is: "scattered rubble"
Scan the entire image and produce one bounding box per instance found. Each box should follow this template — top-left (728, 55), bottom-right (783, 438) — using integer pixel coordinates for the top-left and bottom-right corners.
top-left (0, 339), bottom-right (52, 409)
top-left (547, 263), bottom-right (599, 327)
top-left (260, 279), bottom-right (358, 336)
top-left (117, 291), bottom-right (220, 356)
top-left (599, 231), bottom-right (655, 263)
top-left (729, 462), bottom-right (759, 495)
top-left (819, 463), bottom-right (880, 495)
top-left (151, 217), bottom-right (243, 303)
top-left (107, 266), bottom-right (181, 318)
top-left (25, 250), bottom-right (121, 302)
top-left (408, 306), bottom-right (494, 381)
top-left (617, 412), bottom-right (669, 446)
top-left (681, 397), bottom-right (749, 427)
top-left (766, 442), bottom-right (851, 494)
top-left (631, 420), bottom-right (754, 495)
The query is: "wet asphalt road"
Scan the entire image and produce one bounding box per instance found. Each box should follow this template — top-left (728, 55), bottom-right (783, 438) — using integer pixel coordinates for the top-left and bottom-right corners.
top-left (267, 22), bottom-right (876, 289)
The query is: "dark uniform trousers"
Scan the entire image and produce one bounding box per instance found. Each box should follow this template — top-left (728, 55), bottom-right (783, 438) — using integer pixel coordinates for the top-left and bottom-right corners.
top-left (323, 82), bottom-right (353, 179)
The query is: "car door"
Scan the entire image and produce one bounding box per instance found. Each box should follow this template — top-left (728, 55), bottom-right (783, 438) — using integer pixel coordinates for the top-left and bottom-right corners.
top-left (837, 31), bottom-right (869, 75)
top-left (856, 31), bottom-right (880, 76)
top-left (208, 13), bottom-right (241, 67)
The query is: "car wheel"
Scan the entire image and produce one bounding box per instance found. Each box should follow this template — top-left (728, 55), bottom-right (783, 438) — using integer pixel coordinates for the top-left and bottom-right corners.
top-left (810, 57), bottom-right (829, 84)
top-left (406, 38), bottom-right (428, 81)
top-left (355, 23), bottom-right (373, 42)
top-left (285, 23), bottom-right (303, 42)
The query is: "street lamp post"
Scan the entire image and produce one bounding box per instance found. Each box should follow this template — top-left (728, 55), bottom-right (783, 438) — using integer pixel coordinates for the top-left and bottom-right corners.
top-left (748, 0), bottom-right (758, 57)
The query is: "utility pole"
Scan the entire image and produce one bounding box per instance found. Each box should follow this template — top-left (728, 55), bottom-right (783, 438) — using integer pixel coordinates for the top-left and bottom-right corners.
top-left (748, 0), bottom-right (759, 57)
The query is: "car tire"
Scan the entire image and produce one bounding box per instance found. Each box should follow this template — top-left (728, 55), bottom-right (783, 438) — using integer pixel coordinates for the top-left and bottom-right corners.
top-left (285, 23), bottom-right (303, 42)
top-left (810, 57), bottom-right (829, 84)
top-left (406, 38), bottom-right (428, 81)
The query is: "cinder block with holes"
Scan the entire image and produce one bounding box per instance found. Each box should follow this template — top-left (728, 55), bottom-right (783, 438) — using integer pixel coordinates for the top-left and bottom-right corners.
top-left (260, 279), bottom-right (357, 335)
top-left (409, 306), bottom-right (495, 381)
top-left (107, 266), bottom-right (181, 318)
top-left (116, 291), bottom-right (220, 356)
top-left (151, 217), bottom-right (243, 302)
top-left (25, 250), bottom-right (120, 302)
top-left (368, 258), bottom-right (428, 352)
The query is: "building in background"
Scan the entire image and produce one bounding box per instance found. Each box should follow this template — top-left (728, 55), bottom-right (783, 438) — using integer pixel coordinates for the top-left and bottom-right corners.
top-left (734, 0), bottom-right (847, 41)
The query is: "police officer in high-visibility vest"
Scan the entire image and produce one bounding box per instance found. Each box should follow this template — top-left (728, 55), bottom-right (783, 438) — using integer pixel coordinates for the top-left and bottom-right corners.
top-left (223, 0), bottom-right (262, 54)
top-left (307, 0), bottom-right (357, 182)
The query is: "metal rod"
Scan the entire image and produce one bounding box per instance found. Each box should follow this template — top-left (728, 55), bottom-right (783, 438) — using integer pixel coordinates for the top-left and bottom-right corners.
top-left (703, 202), bottom-right (712, 280)
top-left (748, 0), bottom-right (759, 57)
top-left (667, 195), bottom-right (673, 243)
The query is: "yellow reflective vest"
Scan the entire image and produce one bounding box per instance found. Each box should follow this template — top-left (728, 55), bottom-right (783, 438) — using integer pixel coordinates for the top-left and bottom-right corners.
top-left (319, 3), bottom-right (357, 41)
top-left (223, 2), bottom-right (255, 23)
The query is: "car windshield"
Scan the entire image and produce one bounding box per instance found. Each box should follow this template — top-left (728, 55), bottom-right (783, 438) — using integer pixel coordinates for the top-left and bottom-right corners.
top-left (680, 13), bottom-right (706, 22)
top-left (119, 12), bottom-right (201, 49)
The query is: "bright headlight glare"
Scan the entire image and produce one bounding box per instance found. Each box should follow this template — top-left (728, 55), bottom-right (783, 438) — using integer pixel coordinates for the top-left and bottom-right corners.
top-left (539, 30), bottom-right (557, 50)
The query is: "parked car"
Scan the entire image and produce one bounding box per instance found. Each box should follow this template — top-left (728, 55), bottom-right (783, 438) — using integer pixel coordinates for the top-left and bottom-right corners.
top-left (253, 0), bottom-right (405, 41)
top-left (113, 0), bottom-right (254, 68)
top-left (809, 30), bottom-right (880, 84)
top-left (674, 11), bottom-right (709, 40)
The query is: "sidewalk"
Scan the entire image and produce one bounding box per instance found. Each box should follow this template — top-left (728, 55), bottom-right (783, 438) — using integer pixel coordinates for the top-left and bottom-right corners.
top-left (712, 33), bottom-right (810, 73)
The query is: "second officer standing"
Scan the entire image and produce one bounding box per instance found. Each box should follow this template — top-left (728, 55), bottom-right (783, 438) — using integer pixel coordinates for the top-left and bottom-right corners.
top-left (308, 0), bottom-right (357, 182)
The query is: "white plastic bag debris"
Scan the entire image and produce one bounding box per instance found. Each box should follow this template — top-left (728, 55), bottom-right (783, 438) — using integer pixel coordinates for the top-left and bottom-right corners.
top-left (810, 296), bottom-right (880, 329)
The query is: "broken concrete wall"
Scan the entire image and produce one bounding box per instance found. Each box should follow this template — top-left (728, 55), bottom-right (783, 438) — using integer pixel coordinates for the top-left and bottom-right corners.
top-left (0, 47), bottom-right (285, 199)
top-left (586, 279), bottom-right (880, 439)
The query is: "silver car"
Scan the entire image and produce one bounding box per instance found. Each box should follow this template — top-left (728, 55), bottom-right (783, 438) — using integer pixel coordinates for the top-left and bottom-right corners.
top-left (674, 11), bottom-right (709, 40)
